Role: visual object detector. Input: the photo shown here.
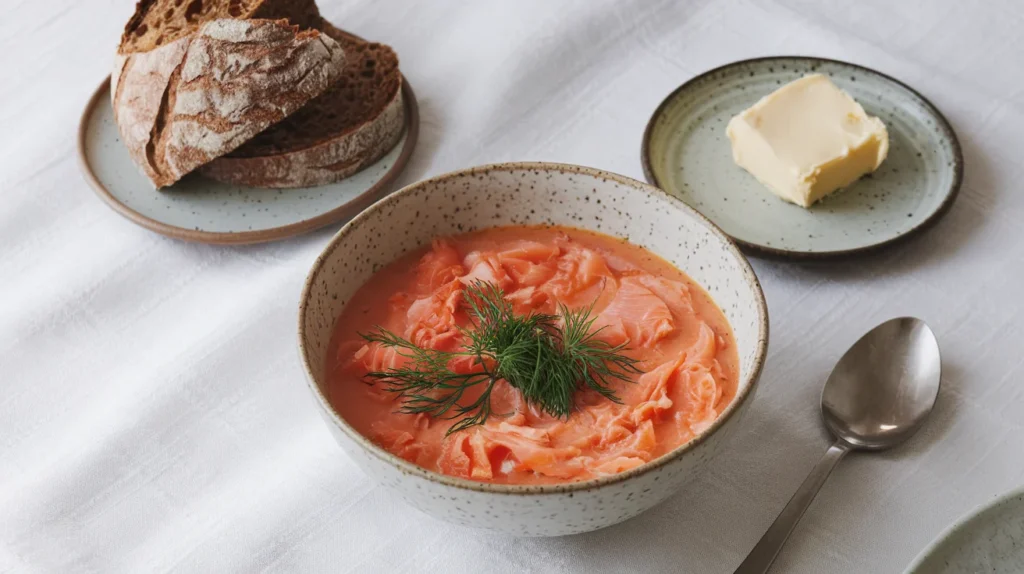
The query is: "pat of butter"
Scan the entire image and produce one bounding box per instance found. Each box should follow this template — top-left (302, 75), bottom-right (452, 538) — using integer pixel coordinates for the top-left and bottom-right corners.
top-left (726, 74), bottom-right (889, 208)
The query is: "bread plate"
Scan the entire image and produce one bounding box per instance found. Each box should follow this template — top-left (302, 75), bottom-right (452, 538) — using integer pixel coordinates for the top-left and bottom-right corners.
top-left (77, 74), bottom-right (418, 245)
top-left (642, 56), bottom-right (963, 258)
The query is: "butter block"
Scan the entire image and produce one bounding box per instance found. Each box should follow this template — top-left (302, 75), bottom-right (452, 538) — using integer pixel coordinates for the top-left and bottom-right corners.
top-left (726, 74), bottom-right (889, 208)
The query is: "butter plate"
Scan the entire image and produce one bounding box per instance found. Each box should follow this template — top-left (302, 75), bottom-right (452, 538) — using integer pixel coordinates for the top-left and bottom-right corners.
top-left (642, 56), bottom-right (963, 258)
top-left (77, 77), bottom-right (418, 245)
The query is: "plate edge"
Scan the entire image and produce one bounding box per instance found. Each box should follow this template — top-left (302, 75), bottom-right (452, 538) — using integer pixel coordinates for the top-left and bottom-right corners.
top-left (902, 484), bottom-right (1024, 573)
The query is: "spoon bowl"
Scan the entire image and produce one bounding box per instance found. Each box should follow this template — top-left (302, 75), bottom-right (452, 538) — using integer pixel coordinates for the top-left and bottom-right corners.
top-left (822, 317), bottom-right (942, 450)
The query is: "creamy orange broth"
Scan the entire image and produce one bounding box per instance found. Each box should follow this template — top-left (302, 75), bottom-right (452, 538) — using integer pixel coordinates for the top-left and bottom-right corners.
top-left (327, 226), bottom-right (738, 484)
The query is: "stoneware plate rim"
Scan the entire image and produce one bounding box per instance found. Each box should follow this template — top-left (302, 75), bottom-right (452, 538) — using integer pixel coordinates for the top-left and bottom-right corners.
top-left (77, 74), bottom-right (420, 246)
top-left (903, 484), bottom-right (1024, 573)
top-left (641, 55), bottom-right (964, 259)
top-left (298, 161), bottom-right (770, 495)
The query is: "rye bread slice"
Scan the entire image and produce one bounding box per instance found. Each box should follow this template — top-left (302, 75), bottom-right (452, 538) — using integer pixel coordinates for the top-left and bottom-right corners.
top-left (200, 23), bottom-right (405, 188)
top-left (118, 0), bottom-right (323, 54)
top-left (111, 19), bottom-right (345, 188)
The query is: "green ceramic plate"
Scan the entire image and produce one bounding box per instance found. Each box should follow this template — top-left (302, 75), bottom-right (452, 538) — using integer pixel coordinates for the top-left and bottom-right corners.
top-left (904, 486), bottom-right (1024, 573)
top-left (642, 57), bottom-right (963, 258)
top-left (78, 76), bottom-right (418, 245)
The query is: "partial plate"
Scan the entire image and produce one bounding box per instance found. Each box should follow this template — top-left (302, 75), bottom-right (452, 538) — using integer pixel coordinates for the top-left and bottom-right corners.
top-left (904, 486), bottom-right (1024, 573)
top-left (77, 76), bottom-right (419, 245)
top-left (642, 56), bottom-right (963, 258)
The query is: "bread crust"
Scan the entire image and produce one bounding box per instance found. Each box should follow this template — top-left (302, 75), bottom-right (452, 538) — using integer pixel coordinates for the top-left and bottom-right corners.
top-left (117, 0), bottom-right (324, 54)
top-left (111, 19), bottom-right (345, 188)
top-left (200, 25), bottom-right (405, 188)
top-left (200, 78), bottom-right (404, 188)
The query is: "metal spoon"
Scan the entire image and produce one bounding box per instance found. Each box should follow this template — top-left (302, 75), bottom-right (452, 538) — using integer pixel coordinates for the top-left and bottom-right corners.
top-left (735, 317), bottom-right (941, 574)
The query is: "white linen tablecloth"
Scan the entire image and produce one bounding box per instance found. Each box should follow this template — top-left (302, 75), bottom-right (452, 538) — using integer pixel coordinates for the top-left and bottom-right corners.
top-left (3, 0), bottom-right (1023, 572)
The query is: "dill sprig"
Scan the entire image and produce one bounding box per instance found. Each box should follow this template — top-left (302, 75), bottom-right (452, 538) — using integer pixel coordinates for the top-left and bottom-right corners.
top-left (361, 281), bottom-right (642, 435)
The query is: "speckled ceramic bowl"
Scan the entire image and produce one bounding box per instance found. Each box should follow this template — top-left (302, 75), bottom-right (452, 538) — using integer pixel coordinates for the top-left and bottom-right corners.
top-left (299, 162), bottom-right (769, 536)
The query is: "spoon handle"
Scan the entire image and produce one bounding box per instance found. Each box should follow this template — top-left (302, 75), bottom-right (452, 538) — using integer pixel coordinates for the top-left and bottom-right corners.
top-left (734, 440), bottom-right (851, 574)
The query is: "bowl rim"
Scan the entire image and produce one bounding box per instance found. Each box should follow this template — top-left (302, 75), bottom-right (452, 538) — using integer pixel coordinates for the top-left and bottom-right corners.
top-left (298, 161), bottom-right (769, 495)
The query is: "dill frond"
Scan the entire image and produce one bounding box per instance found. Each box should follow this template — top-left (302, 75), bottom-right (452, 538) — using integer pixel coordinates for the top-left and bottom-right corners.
top-left (361, 281), bottom-right (642, 435)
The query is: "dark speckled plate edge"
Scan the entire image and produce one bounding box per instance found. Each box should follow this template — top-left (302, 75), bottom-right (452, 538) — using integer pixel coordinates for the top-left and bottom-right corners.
top-left (77, 75), bottom-right (420, 246)
top-left (641, 56), bottom-right (964, 260)
top-left (904, 484), bottom-right (1024, 573)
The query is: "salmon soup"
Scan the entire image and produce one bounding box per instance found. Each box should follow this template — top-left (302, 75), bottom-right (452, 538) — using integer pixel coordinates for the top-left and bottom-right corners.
top-left (326, 226), bottom-right (739, 485)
